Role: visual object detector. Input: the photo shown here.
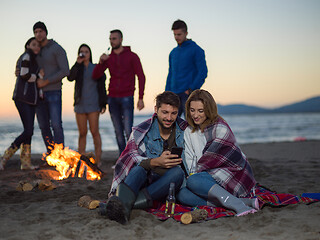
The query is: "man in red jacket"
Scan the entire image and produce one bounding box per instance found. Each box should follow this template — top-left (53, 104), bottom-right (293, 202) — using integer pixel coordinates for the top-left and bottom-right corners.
top-left (92, 29), bottom-right (146, 155)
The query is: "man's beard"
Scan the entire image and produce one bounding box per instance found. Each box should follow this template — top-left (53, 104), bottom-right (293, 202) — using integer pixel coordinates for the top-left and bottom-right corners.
top-left (112, 44), bottom-right (121, 50)
top-left (158, 119), bottom-right (174, 130)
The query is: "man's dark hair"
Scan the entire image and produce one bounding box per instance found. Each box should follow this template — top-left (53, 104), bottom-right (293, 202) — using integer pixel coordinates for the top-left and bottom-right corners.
top-left (155, 91), bottom-right (180, 109)
top-left (110, 29), bottom-right (123, 38)
top-left (171, 19), bottom-right (188, 32)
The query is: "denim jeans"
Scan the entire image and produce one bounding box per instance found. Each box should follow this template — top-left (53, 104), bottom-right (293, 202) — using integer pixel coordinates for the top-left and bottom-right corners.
top-left (177, 172), bottom-right (217, 206)
top-left (124, 166), bottom-right (185, 201)
top-left (108, 96), bottom-right (134, 155)
top-left (177, 92), bottom-right (189, 118)
top-left (36, 90), bottom-right (64, 153)
top-left (13, 100), bottom-right (36, 147)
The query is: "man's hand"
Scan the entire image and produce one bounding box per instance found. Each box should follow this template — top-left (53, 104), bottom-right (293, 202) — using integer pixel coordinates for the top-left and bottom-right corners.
top-left (99, 53), bottom-right (109, 64)
top-left (39, 68), bottom-right (45, 78)
top-left (137, 99), bottom-right (144, 111)
top-left (100, 107), bottom-right (106, 114)
top-left (184, 89), bottom-right (191, 95)
top-left (37, 79), bottom-right (50, 88)
top-left (150, 150), bottom-right (182, 168)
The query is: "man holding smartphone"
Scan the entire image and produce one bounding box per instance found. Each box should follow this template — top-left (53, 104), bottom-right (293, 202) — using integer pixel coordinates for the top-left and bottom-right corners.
top-left (101, 91), bottom-right (188, 224)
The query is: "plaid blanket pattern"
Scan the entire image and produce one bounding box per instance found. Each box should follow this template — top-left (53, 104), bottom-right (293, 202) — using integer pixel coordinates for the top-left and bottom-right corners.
top-left (146, 185), bottom-right (319, 222)
top-left (109, 114), bottom-right (188, 196)
top-left (196, 117), bottom-right (256, 197)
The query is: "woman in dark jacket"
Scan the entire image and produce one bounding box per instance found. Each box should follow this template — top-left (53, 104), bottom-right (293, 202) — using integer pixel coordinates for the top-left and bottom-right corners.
top-left (68, 44), bottom-right (107, 166)
top-left (0, 37), bottom-right (41, 170)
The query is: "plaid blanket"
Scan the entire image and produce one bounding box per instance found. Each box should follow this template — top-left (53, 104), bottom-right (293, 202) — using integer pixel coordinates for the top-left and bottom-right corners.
top-left (196, 117), bottom-right (256, 197)
top-left (109, 114), bottom-right (188, 196)
top-left (146, 185), bottom-right (319, 222)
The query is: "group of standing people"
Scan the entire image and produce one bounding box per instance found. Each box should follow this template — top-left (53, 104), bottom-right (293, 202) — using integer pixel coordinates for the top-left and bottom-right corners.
top-left (0, 19), bottom-right (207, 170)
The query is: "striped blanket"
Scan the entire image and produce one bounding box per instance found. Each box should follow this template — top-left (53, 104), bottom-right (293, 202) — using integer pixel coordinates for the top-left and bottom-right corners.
top-left (146, 185), bottom-right (319, 222)
top-left (196, 117), bottom-right (256, 197)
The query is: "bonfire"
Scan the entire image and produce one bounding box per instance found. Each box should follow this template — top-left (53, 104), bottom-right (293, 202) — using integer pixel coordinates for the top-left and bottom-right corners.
top-left (44, 144), bottom-right (102, 181)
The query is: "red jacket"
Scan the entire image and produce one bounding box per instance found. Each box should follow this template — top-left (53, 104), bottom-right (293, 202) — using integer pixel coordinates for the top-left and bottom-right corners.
top-left (92, 46), bottom-right (145, 99)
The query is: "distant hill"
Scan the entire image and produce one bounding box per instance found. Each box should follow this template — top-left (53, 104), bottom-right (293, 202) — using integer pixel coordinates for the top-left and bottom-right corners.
top-left (218, 96), bottom-right (320, 115)
top-left (217, 104), bottom-right (269, 114)
top-left (272, 96), bottom-right (320, 113)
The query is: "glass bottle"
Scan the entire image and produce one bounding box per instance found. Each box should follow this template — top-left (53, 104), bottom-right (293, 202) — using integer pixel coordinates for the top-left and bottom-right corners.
top-left (165, 182), bottom-right (176, 217)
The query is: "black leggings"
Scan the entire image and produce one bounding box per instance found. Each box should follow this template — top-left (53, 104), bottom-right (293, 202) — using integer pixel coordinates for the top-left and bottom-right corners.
top-left (12, 100), bottom-right (36, 147)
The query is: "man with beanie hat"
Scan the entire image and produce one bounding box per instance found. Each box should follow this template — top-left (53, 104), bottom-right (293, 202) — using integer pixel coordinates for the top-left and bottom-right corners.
top-left (33, 21), bottom-right (48, 35)
top-left (33, 21), bottom-right (69, 155)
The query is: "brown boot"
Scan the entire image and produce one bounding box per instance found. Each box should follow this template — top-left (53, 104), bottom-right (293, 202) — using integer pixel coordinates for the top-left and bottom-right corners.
top-left (0, 144), bottom-right (19, 170)
top-left (20, 144), bottom-right (36, 170)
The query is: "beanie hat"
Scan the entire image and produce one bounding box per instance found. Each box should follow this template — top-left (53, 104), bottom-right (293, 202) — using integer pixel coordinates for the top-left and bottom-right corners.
top-left (33, 21), bottom-right (48, 35)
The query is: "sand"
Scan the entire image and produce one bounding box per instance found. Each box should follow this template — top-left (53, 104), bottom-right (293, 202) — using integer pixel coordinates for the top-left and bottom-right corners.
top-left (0, 141), bottom-right (319, 240)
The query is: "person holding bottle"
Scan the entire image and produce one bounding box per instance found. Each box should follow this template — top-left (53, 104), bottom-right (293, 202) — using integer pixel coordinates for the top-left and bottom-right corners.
top-left (67, 44), bottom-right (107, 166)
top-left (92, 29), bottom-right (146, 156)
top-left (0, 37), bottom-right (42, 170)
top-left (177, 89), bottom-right (259, 216)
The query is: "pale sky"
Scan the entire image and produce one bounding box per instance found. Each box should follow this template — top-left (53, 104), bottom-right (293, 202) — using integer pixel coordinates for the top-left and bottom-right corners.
top-left (0, 0), bottom-right (319, 118)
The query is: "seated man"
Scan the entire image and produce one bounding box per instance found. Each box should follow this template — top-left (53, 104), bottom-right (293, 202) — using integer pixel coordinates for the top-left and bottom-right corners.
top-left (102, 91), bottom-right (188, 224)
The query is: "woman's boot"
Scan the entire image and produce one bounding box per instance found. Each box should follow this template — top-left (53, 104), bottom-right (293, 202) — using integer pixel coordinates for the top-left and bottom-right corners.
top-left (208, 184), bottom-right (257, 216)
top-left (20, 144), bottom-right (36, 170)
top-left (240, 197), bottom-right (260, 210)
top-left (0, 144), bottom-right (18, 170)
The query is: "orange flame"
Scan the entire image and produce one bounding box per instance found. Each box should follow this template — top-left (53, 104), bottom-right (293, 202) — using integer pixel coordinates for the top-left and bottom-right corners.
top-left (44, 144), bottom-right (101, 181)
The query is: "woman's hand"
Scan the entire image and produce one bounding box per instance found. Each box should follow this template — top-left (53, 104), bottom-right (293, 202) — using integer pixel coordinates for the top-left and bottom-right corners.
top-left (76, 55), bottom-right (85, 64)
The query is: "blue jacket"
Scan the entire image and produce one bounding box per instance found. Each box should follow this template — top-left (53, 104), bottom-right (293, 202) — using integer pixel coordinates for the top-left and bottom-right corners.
top-left (166, 40), bottom-right (207, 94)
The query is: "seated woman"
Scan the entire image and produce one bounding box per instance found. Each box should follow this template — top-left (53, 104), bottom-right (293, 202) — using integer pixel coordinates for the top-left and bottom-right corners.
top-left (177, 89), bottom-right (258, 216)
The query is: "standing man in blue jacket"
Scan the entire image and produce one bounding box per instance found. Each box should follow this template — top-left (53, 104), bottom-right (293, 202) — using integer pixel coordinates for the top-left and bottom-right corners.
top-left (33, 21), bottom-right (69, 155)
top-left (165, 19), bottom-right (208, 117)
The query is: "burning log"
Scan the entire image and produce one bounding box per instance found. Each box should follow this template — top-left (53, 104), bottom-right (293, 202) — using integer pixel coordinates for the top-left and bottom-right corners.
top-left (79, 155), bottom-right (103, 177)
top-left (181, 209), bottom-right (208, 224)
top-left (78, 195), bottom-right (100, 209)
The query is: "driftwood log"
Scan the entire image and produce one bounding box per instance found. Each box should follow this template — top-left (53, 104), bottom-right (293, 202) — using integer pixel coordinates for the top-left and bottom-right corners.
top-left (16, 180), bottom-right (36, 191)
top-left (78, 195), bottom-right (100, 210)
top-left (16, 179), bottom-right (57, 191)
top-left (181, 209), bottom-right (208, 224)
top-left (38, 179), bottom-right (57, 191)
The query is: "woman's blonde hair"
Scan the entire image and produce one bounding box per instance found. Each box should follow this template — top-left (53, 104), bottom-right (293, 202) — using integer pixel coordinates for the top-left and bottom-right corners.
top-left (185, 89), bottom-right (219, 132)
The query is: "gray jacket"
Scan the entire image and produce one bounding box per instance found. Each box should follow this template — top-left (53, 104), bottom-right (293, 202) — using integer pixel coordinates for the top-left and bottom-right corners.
top-left (37, 39), bottom-right (69, 91)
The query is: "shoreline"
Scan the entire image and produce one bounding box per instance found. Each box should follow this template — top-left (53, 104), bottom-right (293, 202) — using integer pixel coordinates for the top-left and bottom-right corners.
top-left (0, 140), bottom-right (319, 239)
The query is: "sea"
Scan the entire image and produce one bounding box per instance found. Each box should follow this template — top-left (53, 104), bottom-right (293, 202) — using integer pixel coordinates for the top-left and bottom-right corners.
top-left (0, 112), bottom-right (320, 154)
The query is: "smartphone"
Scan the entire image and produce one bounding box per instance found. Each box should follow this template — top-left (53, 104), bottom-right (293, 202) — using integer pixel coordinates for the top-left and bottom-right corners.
top-left (171, 146), bottom-right (183, 158)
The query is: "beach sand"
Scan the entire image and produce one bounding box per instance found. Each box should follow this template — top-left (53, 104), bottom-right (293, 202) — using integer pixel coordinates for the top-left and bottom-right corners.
top-left (0, 141), bottom-right (319, 240)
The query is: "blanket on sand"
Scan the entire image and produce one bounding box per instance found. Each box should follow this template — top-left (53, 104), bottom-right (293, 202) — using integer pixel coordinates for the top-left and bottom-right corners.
top-left (146, 185), bottom-right (319, 222)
